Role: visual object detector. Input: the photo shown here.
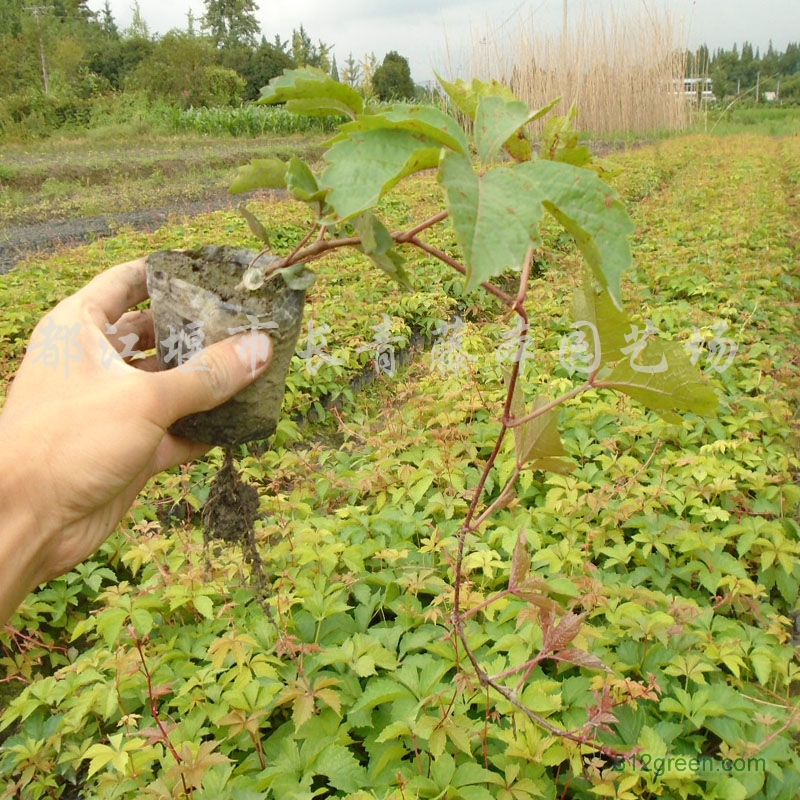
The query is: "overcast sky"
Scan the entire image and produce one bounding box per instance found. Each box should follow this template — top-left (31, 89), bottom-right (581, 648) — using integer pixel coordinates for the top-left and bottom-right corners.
top-left (86, 0), bottom-right (799, 83)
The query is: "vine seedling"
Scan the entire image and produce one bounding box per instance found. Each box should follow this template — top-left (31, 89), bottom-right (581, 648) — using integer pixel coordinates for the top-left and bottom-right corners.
top-left (181, 67), bottom-right (718, 750)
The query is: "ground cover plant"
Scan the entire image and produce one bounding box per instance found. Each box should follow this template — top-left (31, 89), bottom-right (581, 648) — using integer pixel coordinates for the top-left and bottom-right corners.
top-left (0, 126), bottom-right (798, 800)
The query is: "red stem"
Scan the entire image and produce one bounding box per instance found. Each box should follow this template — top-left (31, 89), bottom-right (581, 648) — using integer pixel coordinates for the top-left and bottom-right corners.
top-left (132, 628), bottom-right (191, 798)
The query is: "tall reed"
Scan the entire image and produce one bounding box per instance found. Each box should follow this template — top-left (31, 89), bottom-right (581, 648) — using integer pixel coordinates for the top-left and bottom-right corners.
top-left (450, 2), bottom-right (690, 137)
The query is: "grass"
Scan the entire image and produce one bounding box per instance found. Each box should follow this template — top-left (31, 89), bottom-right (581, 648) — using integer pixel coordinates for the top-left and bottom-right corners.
top-left (694, 104), bottom-right (800, 136)
top-left (0, 133), bottom-right (326, 227)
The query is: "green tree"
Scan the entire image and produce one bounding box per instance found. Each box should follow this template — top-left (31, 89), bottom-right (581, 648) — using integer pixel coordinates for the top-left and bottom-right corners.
top-left (220, 39), bottom-right (295, 100)
top-left (87, 34), bottom-right (154, 90)
top-left (711, 66), bottom-right (729, 100)
top-left (127, 0), bottom-right (149, 39)
top-left (99, 0), bottom-right (118, 38)
top-left (0, 0), bottom-right (25, 38)
top-left (128, 31), bottom-right (243, 107)
top-left (202, 0), bottom-right (260, 49)
top-left (371, 50), bottom-right (415, 100)
top-left (291, 25), bottom-right (330, 71)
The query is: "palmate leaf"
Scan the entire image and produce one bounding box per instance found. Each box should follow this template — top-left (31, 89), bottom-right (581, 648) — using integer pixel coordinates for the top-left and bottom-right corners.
top-left (322, 129), bottom-right (441, 221)
top-left (439, 153), bottom-right (633, 303)
top-left (257, 66), bottom-right (363, 119)
top-left (331, 103), bottom-right (468, 155)
top-left (595, 339), bottom-right (718, 422)
top-left (314, 744), bottom-right (369, 794)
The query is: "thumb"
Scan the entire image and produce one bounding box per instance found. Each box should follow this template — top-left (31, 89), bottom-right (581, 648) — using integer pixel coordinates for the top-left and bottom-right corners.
top-left (153, 331), bottom-right (273, 425)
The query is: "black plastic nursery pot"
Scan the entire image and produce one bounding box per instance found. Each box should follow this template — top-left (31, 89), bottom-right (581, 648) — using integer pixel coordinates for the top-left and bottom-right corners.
top-left (146, 245), bottom-right (306, 446)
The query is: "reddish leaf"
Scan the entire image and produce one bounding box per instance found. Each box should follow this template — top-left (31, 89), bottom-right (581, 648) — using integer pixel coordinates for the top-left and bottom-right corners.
top-left (509, 529), bottom-right (530, 589)
top-left (547, 612), bottom-right (585, 651)
top-left (553, 648), bottom-right (612, 673)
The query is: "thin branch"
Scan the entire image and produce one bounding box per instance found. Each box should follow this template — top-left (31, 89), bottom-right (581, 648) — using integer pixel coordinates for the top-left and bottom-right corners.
top-left (505, 382), bottom-right (592, 428)
top-left (452, 616), bottom-right (622, 757)
top-left (467, 468), bottom-right (520, 533)
top-left (407, 236), bottom-right (516, 308)
top-left (393, 210), bottom-right (449, 242)
top-left (132, 628), bottom-right (191, 798)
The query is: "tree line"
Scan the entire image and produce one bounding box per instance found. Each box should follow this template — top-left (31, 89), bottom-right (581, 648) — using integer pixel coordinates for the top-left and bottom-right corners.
top-left (685, 41), bottom-right (800, 101)
top-left (0, 0), bottom-right (416, 137)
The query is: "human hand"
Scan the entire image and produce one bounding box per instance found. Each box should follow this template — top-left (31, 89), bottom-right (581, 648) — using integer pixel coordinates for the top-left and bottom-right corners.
top-left (0, 258), bottom-right (272, 621)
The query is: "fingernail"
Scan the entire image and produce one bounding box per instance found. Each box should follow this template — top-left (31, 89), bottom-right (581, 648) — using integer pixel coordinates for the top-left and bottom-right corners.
top-left (236, 331), bottom-right (273, 377)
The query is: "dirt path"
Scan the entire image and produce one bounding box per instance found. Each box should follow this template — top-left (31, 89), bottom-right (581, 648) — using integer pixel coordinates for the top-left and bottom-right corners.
top-left (0, 191), bottom-right (241, 274)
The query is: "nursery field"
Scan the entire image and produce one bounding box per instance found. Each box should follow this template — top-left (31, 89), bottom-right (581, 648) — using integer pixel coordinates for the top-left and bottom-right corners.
top-left (0, 131), bottom-right (799, 799)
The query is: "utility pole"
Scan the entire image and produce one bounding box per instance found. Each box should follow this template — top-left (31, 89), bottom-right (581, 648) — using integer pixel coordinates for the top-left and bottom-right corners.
top-left (24, 5), bottom-right (53, 94)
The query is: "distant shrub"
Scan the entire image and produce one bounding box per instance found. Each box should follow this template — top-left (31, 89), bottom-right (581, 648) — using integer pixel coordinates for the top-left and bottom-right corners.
top-left (0, 88), bottom-right (94, 139)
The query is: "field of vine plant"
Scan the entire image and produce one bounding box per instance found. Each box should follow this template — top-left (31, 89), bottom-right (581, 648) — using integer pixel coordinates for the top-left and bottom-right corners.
top-left (0, 131), bottom-right (799, 800)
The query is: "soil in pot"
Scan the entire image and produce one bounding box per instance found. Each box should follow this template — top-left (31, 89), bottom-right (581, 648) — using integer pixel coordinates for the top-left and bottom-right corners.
top-left (146, 245), bottom-right (307, 447)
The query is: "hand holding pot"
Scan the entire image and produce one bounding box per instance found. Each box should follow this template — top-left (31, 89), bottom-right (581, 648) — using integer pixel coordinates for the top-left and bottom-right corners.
top-left (0, 258), bottom-right (273, 623)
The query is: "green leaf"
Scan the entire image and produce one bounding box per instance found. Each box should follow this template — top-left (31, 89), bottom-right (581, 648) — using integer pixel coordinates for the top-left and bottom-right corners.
top-left (293, 693), bottom-right (315, 730)
top-left (596, 339), bottom-right (718, 422)
top-left (237, 204), bottom-right (270, 245)
top-left (333, 103), bottom-right (468, 155)
top-left (571, 276), bottom-right (632, 366)
top-left (509, 380), bottom-right (571, 472)
top-left (438, 152), bottom-right (544, 292)
top-left (96, 607), bottom-right (129, 646)
top-left (475, 95), bottom-right (559, 164)
top-left (435, 74), bottom-right (519, 120)
top-left (431, 752), bottom-right (456, 788)
top-left (353, 212), bottom-right (413, 290)
top-left (130, 608), bottom-right (153, 638)
top-left (453, 763), bottom-right (503, 787)
top-left (258, 66), bottom-right (363, 119)
top-left (354, 211), bottom-right (395, 254)
top-left (230, 158), bottom-right (287, 194)
top-left (540, 108), bottom-right (592, 167)
top-left (286, 156), bottom-right (325, 203)
top-left (322, 129), bottom-right (440, 220)
top-left (712, 776), bottom-right (748, 800)
top-left (439, 154), bottom-right (633, 300)
top-left (527, 159), bottom-right (634, 308)
top-left (366, 249), bottom-right (412, 290)
top-left (314, 744), bottom-right (368, 793)
top-left (194, 595), bottom-right (214, 620)
top-left (278, 263), bottom-right (317, 291)
top-left (349, 678), bottom-right (414, 714)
